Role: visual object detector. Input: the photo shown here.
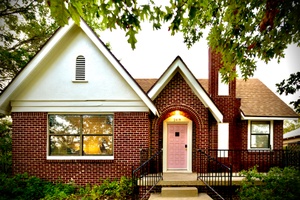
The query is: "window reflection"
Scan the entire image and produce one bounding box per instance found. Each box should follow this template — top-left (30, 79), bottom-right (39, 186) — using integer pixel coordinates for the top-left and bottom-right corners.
top-left (83, 136), bottom-right (113, 155)
top-left (50, 136), bottom-right (80, 155)
top-left (82, 115), bottom-right (113, 134)
top-left (250, 121), bottom-right (270, 148)
top-left (49, 115), bottom-right (113, 156)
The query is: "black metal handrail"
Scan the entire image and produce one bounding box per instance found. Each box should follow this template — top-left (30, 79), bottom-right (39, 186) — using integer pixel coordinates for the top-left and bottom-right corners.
top-left (197, 149), bottom-right (232, 200)
top-left (205, 149), bottom-right (300, 175)
top-left (132, 149), bottom-right (163, 200)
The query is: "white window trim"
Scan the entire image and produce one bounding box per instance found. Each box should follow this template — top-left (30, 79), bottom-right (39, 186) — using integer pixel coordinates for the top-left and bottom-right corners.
top-left (72, 80), bottom-right (88, 83)
top-left (47, 156), bottom-right (114, 160)
top-left (247, 120), bottom-right (273, 150)
top-left (46, 114), bottom-right (114, 160)
top-left (218, 123), bottom-right (229, 157)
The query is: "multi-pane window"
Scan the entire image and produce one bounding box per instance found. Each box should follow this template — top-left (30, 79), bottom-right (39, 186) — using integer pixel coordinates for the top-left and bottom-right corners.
top-left (250, 121), bottom-right (270, 148)
top-left (48, 115), bottom-right (113, 156)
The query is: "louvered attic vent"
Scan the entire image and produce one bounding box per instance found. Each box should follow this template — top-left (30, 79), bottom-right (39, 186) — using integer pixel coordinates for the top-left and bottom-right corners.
top-left (75, 55), bottom-right (85, 80)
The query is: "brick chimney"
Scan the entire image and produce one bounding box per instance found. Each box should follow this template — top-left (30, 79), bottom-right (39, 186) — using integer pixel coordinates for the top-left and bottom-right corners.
top-left (208, 48), bottom-right (241, 150)
top-left (208, 48), bottom-right (236, 99)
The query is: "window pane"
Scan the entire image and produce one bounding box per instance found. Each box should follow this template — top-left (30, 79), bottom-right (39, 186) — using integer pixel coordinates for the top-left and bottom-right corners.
top-left (83, 136), bottom-right (113, 155)
top-left (50, 136), bottom-right (80, 155)
top-left (48, 114), bottom-right (114, 157)
top-left (49, 115), bottom-right (80, 135)
top-left (82, 115), bottom-right (113, 134)
top-left (251, 121), bottom-right (270, 134)
top-left (251, 135), bottom-right (269, 148)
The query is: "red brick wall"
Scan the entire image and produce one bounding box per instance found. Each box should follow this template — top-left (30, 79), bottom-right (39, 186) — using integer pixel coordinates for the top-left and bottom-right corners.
top-left (273, 120), bottom-right (283, 149)
top-left (11, 112), bottom-right (149, 185)
top-left (212, 97), bottom-right (242, 149)
top-left (152, 72), bottom-right (210, 148)
top-left (208, 48), bottom-right (242, 150)
top-left (151, 72), bottom-right (211, 171)
top-left (208, 48), bottom-right (236, 98)
top-left (240, 120), bottom-right (283, 150)
top-left (208, 49), bottom-right (284, 151)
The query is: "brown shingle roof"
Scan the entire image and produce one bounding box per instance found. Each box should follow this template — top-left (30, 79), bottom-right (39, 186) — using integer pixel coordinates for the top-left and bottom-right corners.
top-left (236, 79), bottom-right (297, 118)
top-left (135, 78), bottom-right (298, 118)
top-left (135, 79), bottom-right (158, 93)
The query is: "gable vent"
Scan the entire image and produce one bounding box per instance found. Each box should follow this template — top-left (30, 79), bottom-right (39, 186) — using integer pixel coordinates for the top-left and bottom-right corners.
top-left (75, 55), bottom-right (85, 80)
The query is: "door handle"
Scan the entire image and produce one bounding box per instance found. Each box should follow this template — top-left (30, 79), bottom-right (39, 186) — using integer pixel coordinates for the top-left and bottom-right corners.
top-left (185, 144), bottom-right (187, 148)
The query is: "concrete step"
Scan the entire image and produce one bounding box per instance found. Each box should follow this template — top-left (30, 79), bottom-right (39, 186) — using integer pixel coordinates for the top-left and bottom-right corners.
top-left (149, 193), bottom-right (213, 200)
top-left (161, 187), bottom-right (198, 197)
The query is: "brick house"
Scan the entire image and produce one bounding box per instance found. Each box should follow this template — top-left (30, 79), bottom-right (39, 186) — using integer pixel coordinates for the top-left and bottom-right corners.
top-left (283, 128), bottom-right (300, 147)
top-left (0, 19), bottom-right (298, 185)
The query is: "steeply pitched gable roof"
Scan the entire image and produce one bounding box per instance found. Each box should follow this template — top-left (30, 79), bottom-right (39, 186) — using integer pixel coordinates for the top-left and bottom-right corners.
top-left (236, 79), bottom-right (298, 119)
top-left (0, 18), bottom-right (158, 115)
top-left (145, 56), bottom-right (223, 123)
top-left (136, 78), bottom-right (298, 119)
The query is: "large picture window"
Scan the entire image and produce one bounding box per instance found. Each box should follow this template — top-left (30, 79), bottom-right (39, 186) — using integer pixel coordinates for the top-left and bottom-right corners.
top-left (250, 121), bottom-right (270, 149)
top-left (48, 114), bottom-right (113, 157)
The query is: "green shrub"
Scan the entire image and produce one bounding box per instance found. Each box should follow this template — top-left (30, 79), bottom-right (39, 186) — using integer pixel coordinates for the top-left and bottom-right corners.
top-left (0, 116), bottom-right (12, 175)
top-left (238, 166), bottom-right (300, 200)
top-left (0, 173), bottom-right (79, 200)
top-left (0, 171), bottom-right (133, 199)
top-left (79, 176), bottom-right (134, 200)
top-left (42, 179), bottom-right (77, 200)
top-left (0, 173), bottom-right (51, 200)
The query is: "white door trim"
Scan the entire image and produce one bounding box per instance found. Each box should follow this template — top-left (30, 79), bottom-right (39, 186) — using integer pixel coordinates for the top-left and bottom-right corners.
top-left (163, 116), bottom-right (192, 173)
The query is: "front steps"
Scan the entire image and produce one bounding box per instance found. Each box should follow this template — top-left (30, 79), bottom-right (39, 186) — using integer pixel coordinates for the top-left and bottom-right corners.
top-left (162, 187), bottom-right (198, 197)
top-left (148, 173), bottom-right (213, 200)
top-left (149, 187), bottom-right (212, 200)
top-left (158, 173), bottom-right (205, 186)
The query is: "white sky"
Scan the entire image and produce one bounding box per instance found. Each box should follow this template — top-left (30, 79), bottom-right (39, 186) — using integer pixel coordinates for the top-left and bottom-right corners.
top-left (100, 22), bottom-right (300, 106)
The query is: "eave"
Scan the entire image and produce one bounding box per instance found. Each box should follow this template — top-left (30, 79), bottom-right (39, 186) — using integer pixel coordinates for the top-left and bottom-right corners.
top-left (148, 56), bottom-right (223, 123)
top-left (241, 112), bottom-right (299, 121)
top-left (0, 18), bottom-right (159, 116)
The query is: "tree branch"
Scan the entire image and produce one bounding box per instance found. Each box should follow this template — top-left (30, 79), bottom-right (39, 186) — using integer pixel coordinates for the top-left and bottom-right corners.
top-left (0, 0), bottom-right (35, 17)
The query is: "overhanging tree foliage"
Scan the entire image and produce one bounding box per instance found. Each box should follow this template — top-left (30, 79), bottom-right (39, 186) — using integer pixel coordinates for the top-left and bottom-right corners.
top-left (0, 0), bottom-right (58, 93)
top-left (46, 0), bottom-right (300, 82)
top-left (283, 118), bottom-right (300, 133)
top-left (0, 0), bottom-right (106, 93)
top-left (277, 72), bottom-right (300, 114)
top-left (1, 0), bottom-right (299, 110)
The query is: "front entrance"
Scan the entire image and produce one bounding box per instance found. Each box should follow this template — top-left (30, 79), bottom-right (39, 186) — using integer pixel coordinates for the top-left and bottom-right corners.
top-left (163, 114), bottom-right (192, 172)
top-left (167, 124), bottom-right (187, 169)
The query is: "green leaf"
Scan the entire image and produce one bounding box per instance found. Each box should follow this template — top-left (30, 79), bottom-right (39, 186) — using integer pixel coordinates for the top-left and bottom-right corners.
top-left (126, 27), bottom-right (137, 49)
top-left (68, 4), bottom-right (81, 25)
top-left (125, 0), bottom-right (132, 7)
top-left (140, 5), bottom-right (150, 21)
top-left (48, 0), bottom-right (69, 26)
top-left (70, 0), bottom-right (84, 16)
top-left (189, 6), bottom-right (197, 19)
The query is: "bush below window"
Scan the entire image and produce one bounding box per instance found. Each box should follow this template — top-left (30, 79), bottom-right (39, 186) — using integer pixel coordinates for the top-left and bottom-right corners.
top-left (238, 166), bottom-right (300, 200)
top-left (0, 173), bottom-right (133, 200)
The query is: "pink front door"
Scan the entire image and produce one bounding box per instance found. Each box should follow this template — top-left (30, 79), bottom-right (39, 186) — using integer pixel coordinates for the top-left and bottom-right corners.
top-left (167, 124), bottom-right (187, 170)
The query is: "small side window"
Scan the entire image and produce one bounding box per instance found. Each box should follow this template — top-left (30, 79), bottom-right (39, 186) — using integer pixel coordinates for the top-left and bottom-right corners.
top-left (75, 55), bottom-right (85, 80)
top-left (250, 121), bottom-right (270, 148)
top-left (248, 121), bottom-right (273, 149)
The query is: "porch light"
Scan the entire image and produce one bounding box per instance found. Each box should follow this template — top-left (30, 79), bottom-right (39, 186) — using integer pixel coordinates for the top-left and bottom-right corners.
top-left (173, 110), bottom-right (182, 122)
